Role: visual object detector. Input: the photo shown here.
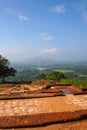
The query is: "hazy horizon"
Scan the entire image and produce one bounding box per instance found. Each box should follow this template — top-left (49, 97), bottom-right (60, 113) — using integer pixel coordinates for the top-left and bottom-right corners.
top-left (0, 0), bottom-right (87, 63)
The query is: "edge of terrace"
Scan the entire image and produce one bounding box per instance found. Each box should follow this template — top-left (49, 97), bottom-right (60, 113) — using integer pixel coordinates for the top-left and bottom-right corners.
top-left (0, 109), bottom-right (87, 128)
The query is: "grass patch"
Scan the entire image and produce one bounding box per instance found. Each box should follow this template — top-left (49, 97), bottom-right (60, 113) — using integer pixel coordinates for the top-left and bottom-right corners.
top-left (48, 81), bottom-right (57, 85)
top-left (0, 85), bottom-right (7, 88)
top-left (37, 83), bottom-right (44, 86)
top-left (0, 84), bottom-right (16, 88)
top-left (60, 78), bottom-right (87, 88)
top-left (0, 95), bottom-right (7, 99)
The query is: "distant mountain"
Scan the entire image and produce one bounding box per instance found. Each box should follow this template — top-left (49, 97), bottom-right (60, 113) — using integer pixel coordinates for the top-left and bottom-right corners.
top-left (11, 56), bottom-right (87, 67)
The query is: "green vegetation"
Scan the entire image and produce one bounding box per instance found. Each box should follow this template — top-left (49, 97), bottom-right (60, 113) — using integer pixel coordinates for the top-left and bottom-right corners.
top-left (48, 71), bottom-right (65, 81)
top-left (1, 61), bottom-right (87, 88)
top-left (0, 95), bottom-right (6, 99)
top-left (38, 71), bottom-right (65, 81)
top-left (0, 85), bottom-right (7, 88)
top-left (60, 78), bottom-right (87, 88)
top-left (48, 80), bottom-right (57, 85)
top-left (0, 54), bottom-right (17, 83)
top-left (38, 73), bottom-right (47, 80)
top-left (37, 82), bottom-right (45, 86)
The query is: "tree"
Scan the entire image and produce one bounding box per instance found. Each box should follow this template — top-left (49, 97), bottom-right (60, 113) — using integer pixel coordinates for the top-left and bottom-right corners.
top-left (48, 71), bottom-right (65, 81)
top-left (38, 73), bottom-right (47, 80)
top-left (0, 54), bottom-right (17, 83)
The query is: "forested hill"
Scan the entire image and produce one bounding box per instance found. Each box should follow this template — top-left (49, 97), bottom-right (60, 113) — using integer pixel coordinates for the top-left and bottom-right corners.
top-left (5, 62), bottom-right (87, 87)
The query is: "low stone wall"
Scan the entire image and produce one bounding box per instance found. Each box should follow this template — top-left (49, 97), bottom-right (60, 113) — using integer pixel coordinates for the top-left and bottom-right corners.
top-left (0, 92), bottom-right (63, 100)
top-left (0, 109), bottom-right (87, 128)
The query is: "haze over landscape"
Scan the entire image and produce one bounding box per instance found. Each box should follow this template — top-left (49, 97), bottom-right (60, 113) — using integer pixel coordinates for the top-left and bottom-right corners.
top-left (0, 0), bottom-right (87, 63)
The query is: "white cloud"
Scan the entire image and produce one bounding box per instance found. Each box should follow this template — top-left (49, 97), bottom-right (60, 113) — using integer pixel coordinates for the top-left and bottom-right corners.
top-left (39, 32), bottom-right (47, 37)
top-left (5, 9), bottom-right (28, 21)
top-left (18, 13), bottom-right (28, 21)
top-left (51, 4), bottom-right (66, 13)
top-left (39, 32), bottom-right (55, 41)
top-left (40, 48), bottom-right (57, 54)
top-left (43, 36), bottom-right (54, 40)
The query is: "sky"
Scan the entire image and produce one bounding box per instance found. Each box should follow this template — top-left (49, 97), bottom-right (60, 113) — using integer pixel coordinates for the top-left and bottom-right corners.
top-left (0, 0), bottom-right (87, 63)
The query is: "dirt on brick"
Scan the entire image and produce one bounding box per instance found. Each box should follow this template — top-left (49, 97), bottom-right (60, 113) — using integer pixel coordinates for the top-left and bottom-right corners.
top-left (11, 119), bottom-right (87, 130)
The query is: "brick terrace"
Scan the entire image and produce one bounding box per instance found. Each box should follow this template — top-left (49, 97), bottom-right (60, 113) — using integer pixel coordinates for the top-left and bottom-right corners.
top-left (0, 94), bottom-right (87, 117)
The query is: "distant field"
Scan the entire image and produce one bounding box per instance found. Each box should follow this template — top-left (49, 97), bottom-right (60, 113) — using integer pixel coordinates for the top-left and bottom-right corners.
top-left (5, 63), bottom-right (87, 82)
top-left (54, 69), bottom-right (74, 73)
top-left (77, 73), bottom-right (87, 77)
